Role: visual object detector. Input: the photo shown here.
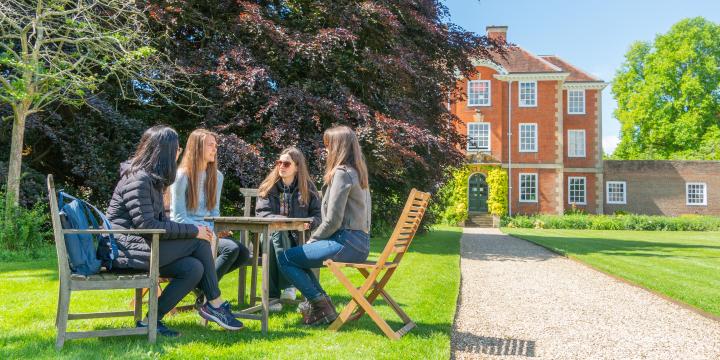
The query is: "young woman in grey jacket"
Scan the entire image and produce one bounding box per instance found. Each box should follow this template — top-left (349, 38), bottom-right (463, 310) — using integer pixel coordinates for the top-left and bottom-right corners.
top-left (278, 126), bottom-right (372, 326)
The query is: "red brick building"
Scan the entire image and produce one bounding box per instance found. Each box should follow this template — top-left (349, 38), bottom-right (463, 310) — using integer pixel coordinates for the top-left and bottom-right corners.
top-left (451, 26), bottom-right (607, 216)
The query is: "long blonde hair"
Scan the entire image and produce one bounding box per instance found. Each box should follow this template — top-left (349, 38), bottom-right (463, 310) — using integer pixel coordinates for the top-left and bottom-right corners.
top-left (258, 147), bottom-right (313, 205)
top-left (323, 126), bottom-right (369, 189)
top-left (178, 129), bottom-right (219, 211)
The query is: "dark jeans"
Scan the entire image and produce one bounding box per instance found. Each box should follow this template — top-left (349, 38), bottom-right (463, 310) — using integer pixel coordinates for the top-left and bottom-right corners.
top-left (278, 229), bottom-right (369, 301)
top-left (215, 238), bottom-right (250, 280)
top-left (266, 231), bottom-right (296, 298)
top-left (157, 239), bottom-right (221, 320)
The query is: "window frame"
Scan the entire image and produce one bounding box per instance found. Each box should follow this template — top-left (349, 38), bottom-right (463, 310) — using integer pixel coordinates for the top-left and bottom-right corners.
top-left (519, 173), bottom-right (538, 203)
top-left (686, 182), bottom-right (707, 206)
top-left (518, 123), bottom-right (538, 153)
top-left (606, 181), bottom-right (627, 204)
top-left (468, 80), bottom-right (491, 107)
top-left (567, 89), bottom-right (586, 114)
top-left (518, 81), bottom-right (537, 108)
top-left (567, 129), bottom-right (586, 158)
top-left (467, 122), bottom-right (491, 152)
top-left (568, 176), bottom-right (587, 205)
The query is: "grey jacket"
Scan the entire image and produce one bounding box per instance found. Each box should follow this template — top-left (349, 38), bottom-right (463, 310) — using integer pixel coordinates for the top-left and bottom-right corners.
top-left (311, 165), bottom-right (371, 240)
top-left (106, 162), bottom-right (199, 269)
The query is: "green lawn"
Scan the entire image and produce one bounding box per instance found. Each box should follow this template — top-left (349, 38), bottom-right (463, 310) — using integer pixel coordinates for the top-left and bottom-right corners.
top-left (0, 226), bottom-right (461, 359)
top-left (503, 228), bottom-right (720, 317)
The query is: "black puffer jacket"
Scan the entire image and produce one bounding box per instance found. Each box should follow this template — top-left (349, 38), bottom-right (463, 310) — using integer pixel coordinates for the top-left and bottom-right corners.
top-left (106, 163), bottom-right (198, 269)
top-left (255, 179), bottom-right (322, 231)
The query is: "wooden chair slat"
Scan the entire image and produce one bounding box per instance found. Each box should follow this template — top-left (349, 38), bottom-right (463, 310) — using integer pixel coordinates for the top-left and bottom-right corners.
top-left (327, 261), bottom-right (397, 269)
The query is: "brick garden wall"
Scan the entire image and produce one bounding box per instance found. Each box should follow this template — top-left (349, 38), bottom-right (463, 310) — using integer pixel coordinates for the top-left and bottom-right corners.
top-left (603, 160), bottom-right (720, 216)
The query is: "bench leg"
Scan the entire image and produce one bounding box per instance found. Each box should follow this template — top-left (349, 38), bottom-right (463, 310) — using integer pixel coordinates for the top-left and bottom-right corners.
top-left (134, 288), bottom-right (143, 322)
top-left (55, 285), bottom-right (70, 350)
top-left (250, 235), bottom-right (259, 306)
top-left (238, 265), bottom-right (247, 305)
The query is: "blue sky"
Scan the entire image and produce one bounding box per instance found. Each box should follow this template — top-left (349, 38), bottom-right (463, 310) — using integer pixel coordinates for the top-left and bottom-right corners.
top-left (443, 0), bottom-right (720, 154)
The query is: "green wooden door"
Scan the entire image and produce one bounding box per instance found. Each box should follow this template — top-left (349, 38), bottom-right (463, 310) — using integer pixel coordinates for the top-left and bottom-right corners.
top-left (468, 173), bottom-right (488, 213)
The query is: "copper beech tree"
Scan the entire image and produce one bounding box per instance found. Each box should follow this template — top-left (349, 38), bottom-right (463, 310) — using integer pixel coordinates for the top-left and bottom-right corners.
top-left (146, 1), bottom-right (504, 226)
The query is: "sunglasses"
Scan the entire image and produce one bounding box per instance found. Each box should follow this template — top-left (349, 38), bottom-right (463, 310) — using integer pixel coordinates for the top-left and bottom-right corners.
top-left (275, 160), bottom-right (293, 168)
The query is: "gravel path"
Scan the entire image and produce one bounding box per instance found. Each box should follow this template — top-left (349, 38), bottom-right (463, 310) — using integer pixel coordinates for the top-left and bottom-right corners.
top-left (451, 227), bottom-right (720, 360)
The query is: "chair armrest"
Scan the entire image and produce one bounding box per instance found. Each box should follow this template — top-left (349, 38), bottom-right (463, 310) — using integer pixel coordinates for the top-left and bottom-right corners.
top-left (62, 229), bottom-right (166, 235)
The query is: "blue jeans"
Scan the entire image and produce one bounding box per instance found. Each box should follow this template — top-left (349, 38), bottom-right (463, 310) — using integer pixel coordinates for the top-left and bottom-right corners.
top-left (278, 229), bottom-right (369, 301)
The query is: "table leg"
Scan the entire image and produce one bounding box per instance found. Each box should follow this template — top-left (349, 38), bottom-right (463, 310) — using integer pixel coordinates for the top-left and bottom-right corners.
top-left (261, 227), bottom-right (270, 335)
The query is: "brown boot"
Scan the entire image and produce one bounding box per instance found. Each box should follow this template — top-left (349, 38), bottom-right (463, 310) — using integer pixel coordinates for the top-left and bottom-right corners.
top-left (302, 296), bottom-right (338, 326)
top-left (297, 294), bottom-right (330, 315)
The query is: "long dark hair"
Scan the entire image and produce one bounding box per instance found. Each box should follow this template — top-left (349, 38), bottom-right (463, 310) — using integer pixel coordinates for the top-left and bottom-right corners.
top-left (258, 146), bottom-right (313, 206)
top-left (127, 125), bottom-right (180, 186)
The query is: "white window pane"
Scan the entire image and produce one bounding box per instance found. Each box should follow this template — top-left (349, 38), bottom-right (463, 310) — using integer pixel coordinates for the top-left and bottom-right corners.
top-left (520, 174), bottom-right (537, 202)
top-left (519, 124), bottom-right (537, 152)
top-left (568, 130), bottom-right (586, 157)
top-left (519, 82), bottom-right (536, 107)
top-left (568, 90), bottom-right (585, 114)
top-left (686, 183), bottom-right (707, 205)
top-left (607, 181), bottom-right (626, 204)
top-left (468, 123), bottom-right (490, 151)
top-left (469, 80), bottom-right (490, 106)
top-left (568, 177), bottom-right (586, 204)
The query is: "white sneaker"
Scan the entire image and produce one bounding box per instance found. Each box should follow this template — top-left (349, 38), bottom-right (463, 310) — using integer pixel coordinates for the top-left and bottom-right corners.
top-left (269, 302), bottom-right (283, 312)
top-left (280, 287), bottom-right (297, 301)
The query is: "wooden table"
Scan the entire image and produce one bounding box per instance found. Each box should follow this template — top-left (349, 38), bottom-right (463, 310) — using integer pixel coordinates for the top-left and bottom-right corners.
top-left (205, 216), bottom-right (313, 335)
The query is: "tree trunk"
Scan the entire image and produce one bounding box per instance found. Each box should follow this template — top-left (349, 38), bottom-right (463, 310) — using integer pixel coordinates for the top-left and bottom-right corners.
top-left (5, 109), bottom-right (27, 214)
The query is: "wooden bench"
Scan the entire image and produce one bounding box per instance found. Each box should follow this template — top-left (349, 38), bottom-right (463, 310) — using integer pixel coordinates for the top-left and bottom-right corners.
top-left (47, 175), bottom-right (164, 349)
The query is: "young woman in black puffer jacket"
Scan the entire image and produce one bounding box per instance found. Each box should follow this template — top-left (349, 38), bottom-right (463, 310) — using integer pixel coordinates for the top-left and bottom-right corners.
top-left (106, 125), bottom-right (243, 336)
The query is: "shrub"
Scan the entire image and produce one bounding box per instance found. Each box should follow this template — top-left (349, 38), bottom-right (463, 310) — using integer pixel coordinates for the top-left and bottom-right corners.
top-left (0, 188), bottom-right (50, 252)
top-left (503, 213), bottom-right (720, 231)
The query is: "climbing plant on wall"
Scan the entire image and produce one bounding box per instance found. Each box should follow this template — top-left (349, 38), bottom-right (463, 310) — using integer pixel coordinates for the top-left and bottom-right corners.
top-left (434, 164), bottom-right (508, 225)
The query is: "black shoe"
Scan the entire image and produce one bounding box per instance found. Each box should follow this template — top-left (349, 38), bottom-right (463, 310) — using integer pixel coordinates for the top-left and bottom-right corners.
top-left (136, 320), bottom-right (181, 337)
top-left (199, 301), bottom-right (244, 331)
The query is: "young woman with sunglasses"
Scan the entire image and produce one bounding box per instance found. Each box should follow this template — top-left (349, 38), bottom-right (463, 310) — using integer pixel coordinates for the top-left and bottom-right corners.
top-left (169, 129), bottom-right (251, 310)
top-left (278, 126), bottom-right (371, 326)
top-left (106, 126), bottom-right (243, 337)
top-left (255, 147), bottom-right (322, 311)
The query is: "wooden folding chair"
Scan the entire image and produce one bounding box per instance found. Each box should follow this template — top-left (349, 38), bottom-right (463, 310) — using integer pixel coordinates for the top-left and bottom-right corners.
top-left (324, 188), bottom-right (431, 340)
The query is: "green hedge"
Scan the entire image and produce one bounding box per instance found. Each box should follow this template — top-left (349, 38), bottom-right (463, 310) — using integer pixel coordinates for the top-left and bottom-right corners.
top-left (502, 213), bottom-right (720, 231)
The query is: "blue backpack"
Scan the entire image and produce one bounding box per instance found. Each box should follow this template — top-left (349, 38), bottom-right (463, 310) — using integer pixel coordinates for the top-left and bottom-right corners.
top-left (58, 192), bottom-right (119, 275)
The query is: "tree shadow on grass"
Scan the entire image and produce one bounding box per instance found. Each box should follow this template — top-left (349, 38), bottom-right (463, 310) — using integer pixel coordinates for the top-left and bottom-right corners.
top-left (369, 228), bottom-right (461, 256)
top-left (512, 233), bottom-right (720, 258)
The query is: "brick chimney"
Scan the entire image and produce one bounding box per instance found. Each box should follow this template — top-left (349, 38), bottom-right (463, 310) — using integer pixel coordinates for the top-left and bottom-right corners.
top-left (486, 26), bottom-right (508, 42)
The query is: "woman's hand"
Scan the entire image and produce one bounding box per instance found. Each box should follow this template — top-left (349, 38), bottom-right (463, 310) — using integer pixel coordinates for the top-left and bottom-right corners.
top-left (196, 225), bottom-right (214, 241)
top-left (303, 223), bottom-right (310, 230)
top-left (217, 230), bottom-right (233, 238)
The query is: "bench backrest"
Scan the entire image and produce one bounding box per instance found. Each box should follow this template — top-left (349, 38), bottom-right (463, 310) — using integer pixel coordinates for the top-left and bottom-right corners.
top-left (47, 175), bottom-right (72, 282)
top-left (374, 188), bottom-right (431, 266)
